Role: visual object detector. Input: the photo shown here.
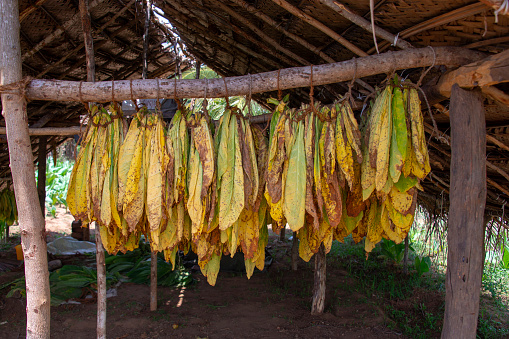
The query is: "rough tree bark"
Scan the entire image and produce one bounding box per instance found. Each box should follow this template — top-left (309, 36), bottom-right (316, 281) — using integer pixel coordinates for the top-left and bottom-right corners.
top-left (0, 1), bottom-right (51, 337)
top-left (311, 244), bottom-right (326, 315)
top-left (22, 47), bottom-right (486, 102)
top-left (441, 85), bottom-right (486, 339)
top-left (37, 136), bottom-right (47, 218)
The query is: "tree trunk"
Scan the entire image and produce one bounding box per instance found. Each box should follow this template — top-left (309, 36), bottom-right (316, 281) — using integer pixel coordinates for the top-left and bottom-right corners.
top-left (0, 1), bottom-right (50, 337)
top-left (311, 244), bottom-right (326, 315)
top-left (279, 227), bottom-right (286, 241)
top-left (291, 231), bottom-right (299, 271)
top-left (441, 85), bottom-right (486, 339)
top-left (37, 136), bottom-right (47, 218)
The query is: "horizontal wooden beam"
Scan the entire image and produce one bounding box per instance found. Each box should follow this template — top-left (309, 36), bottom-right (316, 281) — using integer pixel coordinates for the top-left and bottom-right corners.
top-left (0, 127), bottom-right (82, 136)
top-left (432, 49), bottom-right (509, 99)
top-left (17, 47), bottom-right (485, 102)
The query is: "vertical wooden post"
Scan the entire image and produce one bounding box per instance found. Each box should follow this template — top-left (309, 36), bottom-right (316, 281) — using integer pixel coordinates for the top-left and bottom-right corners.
top-left (291, 231), bottom-right (299, 270)
top-left (403, 236), bottom-right (409, 274)
top-left (0, 1), bottom-right (51, 337)
top-left (279, 227), bottom-right (286, 241)
top-left (442, 85), bottom-right (486, 339)
top-left (311, 244), bottom-right (326, 315)
top-left (37, 136), bottom-right (47, 218)
top-left (141, 0), bottom-right (158, 312)
top-left (78, 0), bottom-right (106, 337)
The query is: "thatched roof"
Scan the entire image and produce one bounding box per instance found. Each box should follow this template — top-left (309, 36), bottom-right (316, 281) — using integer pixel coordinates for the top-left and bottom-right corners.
top-left (1, 0), bottom-right (509, 219)
top-left (0, 0), bottom-right (188, 178)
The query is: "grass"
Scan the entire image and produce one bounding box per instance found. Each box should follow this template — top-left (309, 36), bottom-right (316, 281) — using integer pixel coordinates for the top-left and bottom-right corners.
top-left (327, 235), bottom-right (509, 338)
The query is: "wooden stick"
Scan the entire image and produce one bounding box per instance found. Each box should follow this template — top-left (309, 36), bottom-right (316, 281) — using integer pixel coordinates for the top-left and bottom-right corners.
top-left (311, 244), bottom-right (326, 315)
top-left (19, 0), bottom-right (49, 23)
top-left (142, 0), bottom-right (158, 313)
top-left (215, 1), bottom-right (309, 66)
top-left (482, 86), bottom-right (509, 106)
top-left (36, 0), bottom-right (136, 78)
top-left (229, 0), bottom-right (335, 63)
top-left (20, 47), bottom-right (485, 102)
top-left (79, 0), bottom-right (106, 337)
top-left (80, 0), bottom-right (95, 83)
top-left (226, 0), bottom-right (373, 92)
top-left (319, 0), bottom-right (413, 49)
top-left (487, 177), bottom-right (509, 197)
top-left (291, 232), bottom-right (299, 271)
top-left (487, 134), bottom-right (509, 152)
top-left (1, 1), bottom-right (51, 337)
top-left (269, 0), bottom-right (367, 57)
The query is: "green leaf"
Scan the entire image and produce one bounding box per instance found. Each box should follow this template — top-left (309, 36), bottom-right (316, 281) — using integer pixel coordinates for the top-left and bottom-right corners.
top-left (502, 244), bottom-right (509, 269)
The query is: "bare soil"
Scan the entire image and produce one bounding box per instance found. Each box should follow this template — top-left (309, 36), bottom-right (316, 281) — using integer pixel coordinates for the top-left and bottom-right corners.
top-left (2, 208), bottom-right (402, 338)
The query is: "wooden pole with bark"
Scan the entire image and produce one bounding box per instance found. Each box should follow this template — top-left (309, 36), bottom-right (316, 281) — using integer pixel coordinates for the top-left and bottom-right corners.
top-left (143, 0), bottom-right (159, 313)
top-left (19, 47), bottom-right (486, 102)
top-left (441, 85), bottom-right (486, 339)
top-left (291, 232), bottom-right (299, 271)
top-left (78, 0), bottom-right (106, 337)
top-left (37, 136), bottom-right (47, 218)
top-left (0, 0), bottom-right (51, 337)
top-left (311, 244), bottom-right (326, 315)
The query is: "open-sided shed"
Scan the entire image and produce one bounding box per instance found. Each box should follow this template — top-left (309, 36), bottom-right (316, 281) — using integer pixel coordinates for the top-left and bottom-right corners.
top-left (1, 0), bottom-right (508, 338)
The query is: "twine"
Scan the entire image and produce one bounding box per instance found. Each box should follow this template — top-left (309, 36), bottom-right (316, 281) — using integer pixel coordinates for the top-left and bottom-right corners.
top-left (223, 77), bottom-right (230, 108)
top-left (277, 69), bottom-right (282, 101)
top-left (130, 79), bottom-right (140, 111)
top-left (0, 76), bottom-right (34, 102)
top-left (494, 0), bottom-right (509, 23)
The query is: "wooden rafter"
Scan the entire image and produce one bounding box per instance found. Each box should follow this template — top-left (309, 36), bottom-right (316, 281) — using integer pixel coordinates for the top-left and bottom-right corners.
top-left (319, 0), bottom-right (413, 50)
top-left (36, 0), bottom-right (137, 79)
top-left (19, 0), bottom-right (50, 23)
top-left (367, 2), bottom-right (490, 54)
top-left (22, 0), bottom-right (105, 61)
top-left (268, 0), bottom-right (367, 57)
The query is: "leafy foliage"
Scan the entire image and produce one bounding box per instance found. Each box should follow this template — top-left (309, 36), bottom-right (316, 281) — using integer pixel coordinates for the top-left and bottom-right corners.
top-left (414, 256), bottom-right (431, 276)
top-left (35, 157), bottom-right (74, 215)
top-left (380, 238), bottom-right (413, 264)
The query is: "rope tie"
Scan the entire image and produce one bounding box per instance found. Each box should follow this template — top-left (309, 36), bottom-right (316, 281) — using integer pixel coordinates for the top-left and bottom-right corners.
top-left (79, 81), bottom-right (90, 112)
top-left (223, 77), bottom-right (230, 108)
top-left (174, 76), bottom-right (182, 111)
top-left (0, 76), bottom-right (34, 102)
top-left (277, 69), bottom-right (282, 101)
top-left (130, 79), bottom-right (139, 111)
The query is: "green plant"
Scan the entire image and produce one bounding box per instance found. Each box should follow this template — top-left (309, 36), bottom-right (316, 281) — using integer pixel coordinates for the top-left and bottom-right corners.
top-left (414, 256), bottom-right (431, 276)
top-left (35, 157), bottom-right (74, 214)
top-left (6, 264), bottom-right (120, 306)
top-left (502, 240), bottom-right (509, 269)
top-left (380, 238), bottom-right (414, 264)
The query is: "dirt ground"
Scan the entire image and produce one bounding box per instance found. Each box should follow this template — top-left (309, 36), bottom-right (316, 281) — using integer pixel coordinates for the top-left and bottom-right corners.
top-left (0, 208), bottom-right (405, 338)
